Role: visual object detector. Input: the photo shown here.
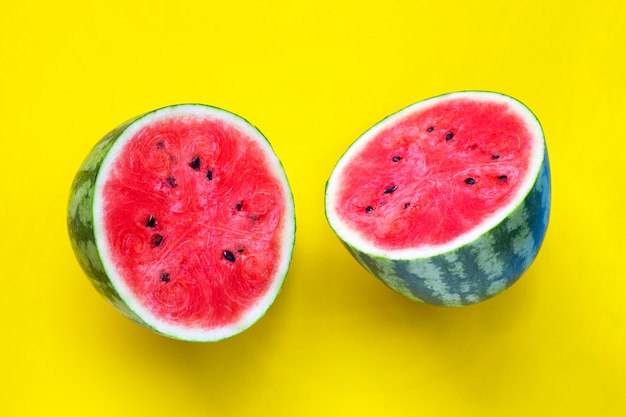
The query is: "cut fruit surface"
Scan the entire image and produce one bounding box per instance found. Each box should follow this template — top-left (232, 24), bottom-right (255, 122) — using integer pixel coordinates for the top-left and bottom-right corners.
top-left (68, 104), bottom-right (295, 341)
top-left (325, 91), bottom-right (550, 306)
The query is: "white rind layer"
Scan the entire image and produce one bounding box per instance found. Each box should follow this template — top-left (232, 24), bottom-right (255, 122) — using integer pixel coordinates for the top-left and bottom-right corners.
top-left (325, 91), bottom-right (545, 260)
top-left (92, 104), bottom-right (295, 342)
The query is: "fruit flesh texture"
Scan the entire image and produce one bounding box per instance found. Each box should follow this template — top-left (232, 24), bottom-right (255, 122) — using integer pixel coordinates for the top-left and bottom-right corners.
top-left (102, 117), bottom-right (285, 329)
top-left (334, 99), bottom-right (533, 250)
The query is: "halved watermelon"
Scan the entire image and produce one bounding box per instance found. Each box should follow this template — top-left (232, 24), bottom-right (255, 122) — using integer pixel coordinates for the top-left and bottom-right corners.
top-left (67, 104), bottom-right (295, 341)
top-left (325, 91), bottom-right (550, 306)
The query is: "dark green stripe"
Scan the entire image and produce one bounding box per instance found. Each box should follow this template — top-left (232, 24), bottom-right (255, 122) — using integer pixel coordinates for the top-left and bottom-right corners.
top-left (67, 118), bottom-right (141, 319)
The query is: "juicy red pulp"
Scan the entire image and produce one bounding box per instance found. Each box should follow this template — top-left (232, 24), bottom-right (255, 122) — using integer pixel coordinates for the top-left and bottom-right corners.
top-left (335, 99), bottom-right (533, 250)
top-left (103, 116), bottom-right (285, 328)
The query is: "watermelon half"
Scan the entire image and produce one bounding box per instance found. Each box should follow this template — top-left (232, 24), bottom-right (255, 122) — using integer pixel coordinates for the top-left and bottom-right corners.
top-left (325, 91), bottom-right (550, 306)
top-left (67, 104), bottom-right (295, 341)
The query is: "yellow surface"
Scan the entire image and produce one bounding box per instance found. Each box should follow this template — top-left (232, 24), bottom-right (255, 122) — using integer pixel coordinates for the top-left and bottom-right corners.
top-left (1, 1), bottom-right (625, 416)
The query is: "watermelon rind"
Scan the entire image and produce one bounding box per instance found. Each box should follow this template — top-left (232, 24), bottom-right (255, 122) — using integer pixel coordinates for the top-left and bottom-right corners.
top-left (67, 104), bottom-right (296, 341)
top-left (324, 91), bottom-right (551, 306)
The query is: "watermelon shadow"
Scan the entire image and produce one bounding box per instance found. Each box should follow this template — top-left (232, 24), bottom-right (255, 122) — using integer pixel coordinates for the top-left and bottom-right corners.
top-left (325, 230), bottom-right (538, 344)
top-left (68, 261), bottom-right (292, 412)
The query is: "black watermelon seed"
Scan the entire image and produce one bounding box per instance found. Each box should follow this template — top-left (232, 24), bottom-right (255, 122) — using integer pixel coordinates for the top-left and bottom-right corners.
top-left (384, 185), bottom-right (397, 194)
top-left (465, 177), bottom-right (476, 185)
top-left (146, 215), bottom-right (156, 228)
top-left (392, 156), bottom-right (402, 162)
top-left (427, 126), bottom-right (435, 132)
top-left (365, 205), bottom-right (374, 213)
top-left (492, 154), bottom-right (500, 159)
top-left (445, 132), bottom-right (454, 141)
top-left (156, 141), bottom-right (164, 149)
top-left (498, 175), bottom-right (508, 182)
top-left (404, 202), bottom-right (411, 209)
top-left (223, 250), bottom-right (236, 262)
top-left (236, 201), bottom-right (243, 211)
top-left (151, 234), bottom-right (163, 247)
top-left (160, 271), bottom-right (170, 283)
top-left (237, 248), bottom-right (245, 253)
top-left (167, 177), bottom-right (177, 188)
top-left (206, 169), bottom-right (213, 180)
top-left (189, 156), bottom-right (201, 170)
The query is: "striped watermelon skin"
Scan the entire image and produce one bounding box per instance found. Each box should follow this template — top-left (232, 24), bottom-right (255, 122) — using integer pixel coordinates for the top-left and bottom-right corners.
top-left (325, 92), bottom-right (551, 306)
top-left (340, 152), bottom-right (550, 306)
top-left (67, 117), bottom-right (168, 329)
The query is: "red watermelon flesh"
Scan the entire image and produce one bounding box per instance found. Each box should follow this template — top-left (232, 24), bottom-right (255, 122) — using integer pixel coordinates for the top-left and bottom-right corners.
top-left (63, 104), bottom-right (297, 341)
top-left (101, 117), bottom-right (286, 329)
top-left (325, 91), bottom-right (549, 306)
top-left (334, 98), bottom-right (533, 250)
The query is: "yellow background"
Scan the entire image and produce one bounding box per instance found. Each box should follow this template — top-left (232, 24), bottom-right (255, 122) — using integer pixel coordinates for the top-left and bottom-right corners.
top-left (1, 1), bottom-right (625, 415)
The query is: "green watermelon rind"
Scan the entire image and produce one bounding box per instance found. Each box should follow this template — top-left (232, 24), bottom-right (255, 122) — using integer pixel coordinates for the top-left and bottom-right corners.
top-left (324, 91), bottom-right (551, 306)
top-left (67, 104), bottom-right (296, 341)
